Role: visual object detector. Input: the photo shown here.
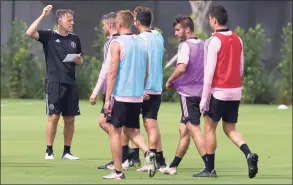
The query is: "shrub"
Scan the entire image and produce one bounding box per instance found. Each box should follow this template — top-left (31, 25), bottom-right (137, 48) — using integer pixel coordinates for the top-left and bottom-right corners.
top-left (235, 24), bottom-right (269, 104)
top-left (276, 23), bottom-right (292, 104)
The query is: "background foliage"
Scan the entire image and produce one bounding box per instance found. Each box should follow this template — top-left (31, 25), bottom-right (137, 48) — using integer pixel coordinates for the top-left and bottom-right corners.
top-left (1, 19), bottom-right (292, 104)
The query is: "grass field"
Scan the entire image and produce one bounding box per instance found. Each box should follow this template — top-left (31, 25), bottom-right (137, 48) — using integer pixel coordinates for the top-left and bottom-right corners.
top-left (1, 99), bottom-right (292, 184)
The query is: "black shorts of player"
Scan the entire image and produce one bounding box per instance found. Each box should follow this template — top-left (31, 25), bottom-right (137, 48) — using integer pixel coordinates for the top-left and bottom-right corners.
top-left (106, 100), bottom-right (142, 129)
top-left (100, 95), bottom-right (105, 114)
top-left (45, 80), bottom-right (80, 116)
top-left (142, 94), bottom-right (161, 120)
top-left (203, 95), bottom-right (240, 123)
top-left (179, 95), bottom-right (201, 125)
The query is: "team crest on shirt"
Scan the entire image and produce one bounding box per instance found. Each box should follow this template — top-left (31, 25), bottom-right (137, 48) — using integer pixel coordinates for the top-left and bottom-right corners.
top-left (71, 41), bottom-right (76, 48)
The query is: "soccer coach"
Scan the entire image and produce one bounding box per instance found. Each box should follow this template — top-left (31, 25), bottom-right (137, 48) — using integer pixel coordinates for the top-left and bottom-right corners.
top-left (26, 5), bottom-right (82, 160)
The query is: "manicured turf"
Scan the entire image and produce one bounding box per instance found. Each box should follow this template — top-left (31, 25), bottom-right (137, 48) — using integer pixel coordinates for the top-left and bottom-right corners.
top-left (1, 99), bottom-right (292, 184)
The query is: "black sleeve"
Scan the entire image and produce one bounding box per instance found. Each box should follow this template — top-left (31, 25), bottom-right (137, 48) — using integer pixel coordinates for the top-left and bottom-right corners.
top-left (37, 29), bottom-right (52, 44)
top-left (76, 36), bottom-right (83, 56)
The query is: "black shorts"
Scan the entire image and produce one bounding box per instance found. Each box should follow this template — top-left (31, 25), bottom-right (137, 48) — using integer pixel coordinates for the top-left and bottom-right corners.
top-left (106, 99), bottom-right (142, 129)
top-left (179, 95), bottom-right (201, 125)
top-left (203, 95), bottom-right (240, 123)
top-left (100, 95), bottom-right (105, 114)
top-left (142, 94), bottom-right (161, 120)
top-left (45, 80), bottom-right (80, 116)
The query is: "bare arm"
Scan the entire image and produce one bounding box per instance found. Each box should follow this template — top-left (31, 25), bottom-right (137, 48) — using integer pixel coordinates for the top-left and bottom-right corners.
top-left (26, 5), bottom-right (52, 40)
top-left (167, 64), bottom-right (187, 83)
top-left (105, 41), bottom-right (120, 102)
top-left (167, 42), bottom-right (189, 84)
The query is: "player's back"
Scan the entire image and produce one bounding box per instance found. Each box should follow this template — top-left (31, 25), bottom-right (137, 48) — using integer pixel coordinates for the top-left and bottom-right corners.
top-left (113, 34), bottom-right (147, 97)
top-left (139, 30), bottom-right (164, 93)
top-left (212, 32), bottom-right (242, 88)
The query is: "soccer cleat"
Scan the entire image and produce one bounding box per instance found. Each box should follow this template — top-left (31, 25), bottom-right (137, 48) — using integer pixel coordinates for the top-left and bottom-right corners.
top-left (122, 160), bottom-right (130, 170)
top-left (129, 157), bottom-right (141, 167)
top-left (163, 167), bottom-right (177, 175)
top-left (136, 164), bottom-right (167, 173)
top-left (128, 149), bottom-right (141, 167)
top-left (247, 153), bottom-right (259, 178)
top-left (102, 171), bottom-right (125, 180)
top-left (158, 165), bottom-right (167, 173)
top-left (106, 164), bottom-right (115, 170)
top-left (136, 165), bottom-right (148, 172)
top-left (97, 161), bottom-right (114, 170)
top-left (99, 160), bottom-right (130, 171)
top-left (45, 152), bottom-right (54, 160)
top-left (156, 159), bottom-right (167, 172)
top-left (62, 153), bottom-right (80, 160)
top-left (192, 169), bottom-right (217, 178)
top-left (144, 151), bottom-right (157, 177)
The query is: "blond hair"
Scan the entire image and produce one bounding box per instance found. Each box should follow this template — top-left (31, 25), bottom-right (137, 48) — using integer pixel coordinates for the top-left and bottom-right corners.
top-left (116, 10), bottom-right (134, 29)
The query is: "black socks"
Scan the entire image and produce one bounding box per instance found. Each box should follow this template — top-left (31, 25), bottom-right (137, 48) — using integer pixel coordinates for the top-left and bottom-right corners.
top-left (240, 143), bottom-right (251, 158)
top-left (169, 156), bottom-right (182, 168)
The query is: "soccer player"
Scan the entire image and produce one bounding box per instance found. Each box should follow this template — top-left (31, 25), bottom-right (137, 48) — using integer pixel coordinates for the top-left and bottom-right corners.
top-left (89, 12), bottom-right (138, 170)
top-left (164, 16), bottom-right (207, 175)
top-left (90, 12), bottom-right (119, 134)
top-left (132, 6), bottom-right (167, 172)
top-left (102, 10), bottom-right (156, 180)
top-left (195, 5), bottom-right (259, 178)
top-left (26, 5), bottom-right (82, 160)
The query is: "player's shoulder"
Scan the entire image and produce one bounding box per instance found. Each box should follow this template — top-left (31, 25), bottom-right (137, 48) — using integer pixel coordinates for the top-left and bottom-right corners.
top-left (205, 35), bottom-right (220, 46)
top-left (151, 29), bottom-right (161, 35)
top-left (38, 29), bottom-right (54, 36)
top-left (40, 28), bottom-right (53, 32)
top-left (135, 34), bottom-right (146, 41)
top-left (68, 32), bottom-right (80, 40)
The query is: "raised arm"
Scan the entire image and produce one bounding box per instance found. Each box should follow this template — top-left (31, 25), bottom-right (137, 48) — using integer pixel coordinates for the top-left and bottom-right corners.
top-left (26, 5), bottom-right (53, 41)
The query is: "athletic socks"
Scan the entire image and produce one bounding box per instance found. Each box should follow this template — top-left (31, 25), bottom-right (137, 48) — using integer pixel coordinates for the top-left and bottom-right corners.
top-left (150, 149), bottom-right (157, 154)
top-left (115, 170), bottom-right (122, 174)
top-left (122, 145), bottom-right (129, 162)
top-left (202, 154), bottom-right (208, 167)
top-left (144, 149), bottom-right (156, 158)
top-left (63, 145), bottom-right (71, 154)
top-left (169, 156), bottom-right (182, 168)
top-left (133, 148), bottom-right (140, 159)
top-left (156, 151), bottom-right (166, 166)
top-left (46, 145), bottom-right (53, 154)
top-left (206, 154), bottom-right (215, 172)
top-left (240, 143), bottom-right (252, 159)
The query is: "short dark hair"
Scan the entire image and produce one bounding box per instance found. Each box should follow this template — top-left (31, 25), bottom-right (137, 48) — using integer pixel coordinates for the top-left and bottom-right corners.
top-left (209, 5), bottom-right (228, 26)
top-left (56, 9), bottom-right (74, 23)
top-left (173, 16), bottom-right (194, 32)
top-left (134, 6), bottom-right (152, 27)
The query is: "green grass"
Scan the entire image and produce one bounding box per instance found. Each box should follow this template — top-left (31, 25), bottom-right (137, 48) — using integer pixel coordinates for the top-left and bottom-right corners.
top-left (1, 99), bottom-right (292, 184)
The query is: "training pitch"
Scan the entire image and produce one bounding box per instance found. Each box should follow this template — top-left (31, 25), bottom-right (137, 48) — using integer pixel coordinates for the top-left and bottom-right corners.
top-left (1, 99), bottom-right (292, 184)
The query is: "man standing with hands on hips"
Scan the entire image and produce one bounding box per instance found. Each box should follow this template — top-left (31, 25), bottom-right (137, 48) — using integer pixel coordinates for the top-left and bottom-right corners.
top-left (26, 5), bottom-right (83, 160)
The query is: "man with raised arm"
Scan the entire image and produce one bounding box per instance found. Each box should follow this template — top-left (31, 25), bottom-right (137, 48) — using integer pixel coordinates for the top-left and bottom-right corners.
top-left (26, 5), bottom-right (82, 160)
